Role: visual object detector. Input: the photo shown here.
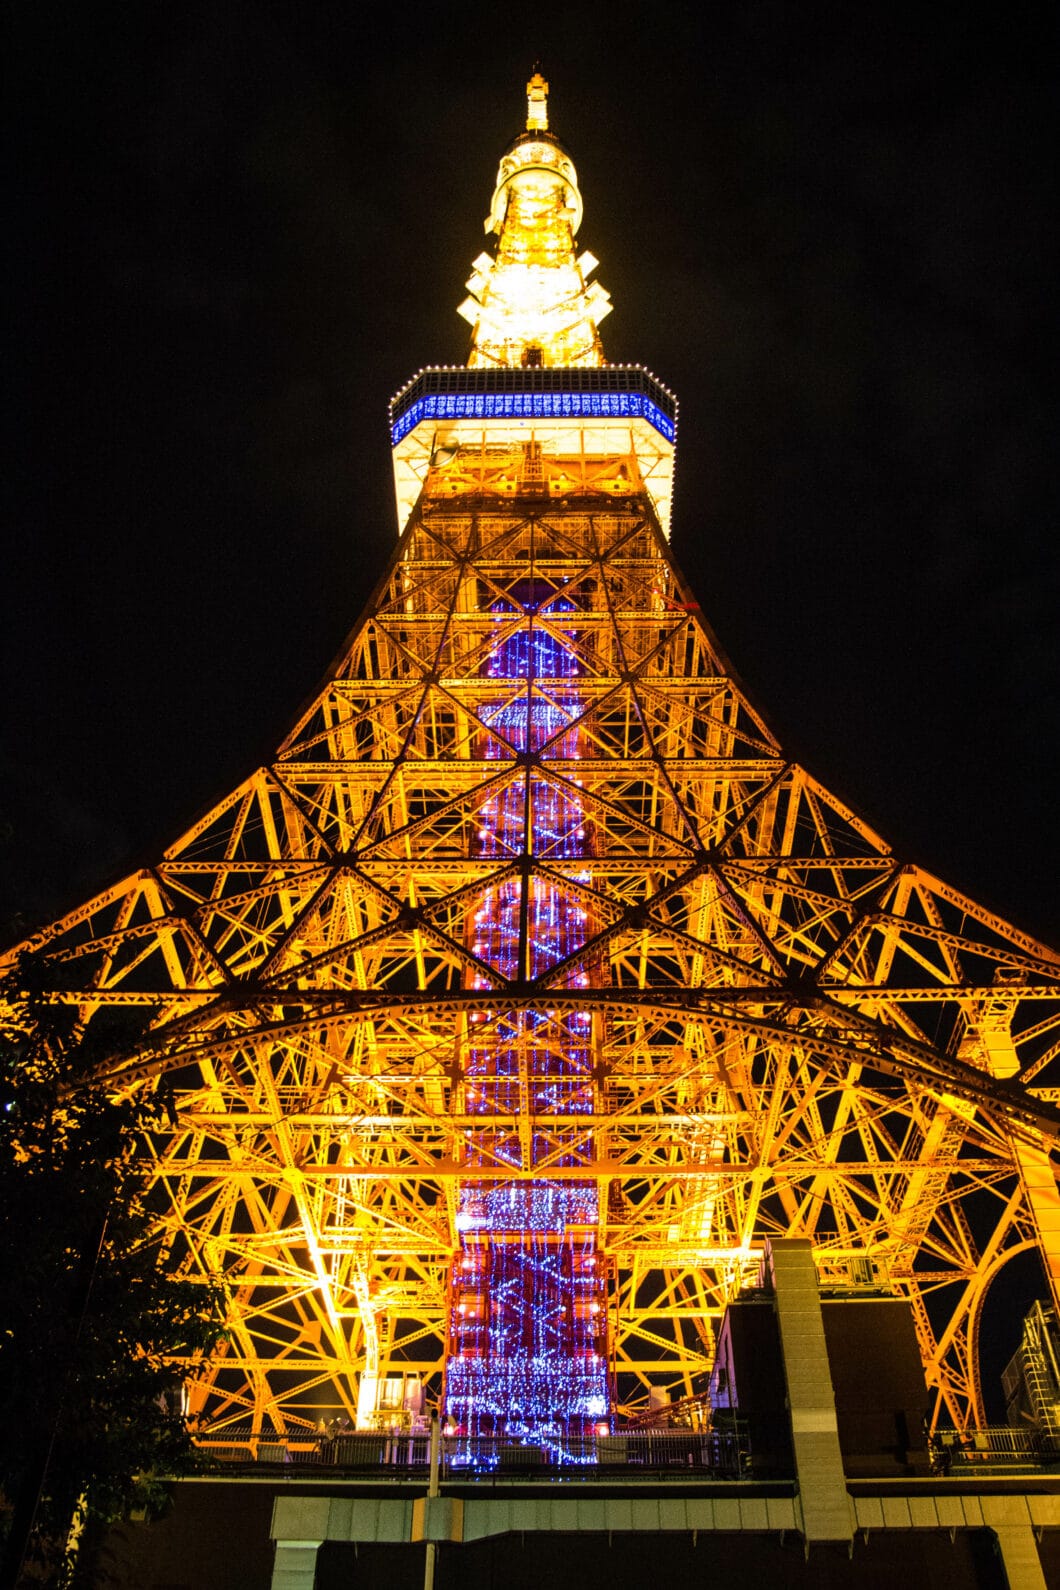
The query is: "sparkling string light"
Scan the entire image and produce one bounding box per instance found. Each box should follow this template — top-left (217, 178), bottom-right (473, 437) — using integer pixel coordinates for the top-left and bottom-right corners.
top-left (445, 587), bottom-right (610, 1463)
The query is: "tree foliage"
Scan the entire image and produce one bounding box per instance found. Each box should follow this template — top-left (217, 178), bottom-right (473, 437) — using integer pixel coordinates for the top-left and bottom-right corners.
top-left (0, 954), bottom-right (223, 1586)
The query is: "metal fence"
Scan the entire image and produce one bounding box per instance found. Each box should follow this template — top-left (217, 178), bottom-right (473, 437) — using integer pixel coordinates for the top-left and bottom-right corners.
top-left (194, 1427), bottom-right (749, 1480)
top-left (930, 1424), bottom-right (1059, 1473)
top-left (197, 1421), bottom-right (1060, 1480)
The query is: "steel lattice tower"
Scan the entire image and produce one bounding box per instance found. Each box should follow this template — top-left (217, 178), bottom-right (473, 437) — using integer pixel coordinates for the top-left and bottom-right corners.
top-left (7, 74), bottom-right (1060, 1450)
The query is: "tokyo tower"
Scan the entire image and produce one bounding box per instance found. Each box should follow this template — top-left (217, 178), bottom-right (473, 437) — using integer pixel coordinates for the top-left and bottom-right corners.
top-left (7, 72), bottom-right (1060, 1454)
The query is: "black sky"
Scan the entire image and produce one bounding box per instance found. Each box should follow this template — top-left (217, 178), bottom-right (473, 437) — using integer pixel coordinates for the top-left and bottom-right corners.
top-left (4, 0), bottom-right (1058, 956)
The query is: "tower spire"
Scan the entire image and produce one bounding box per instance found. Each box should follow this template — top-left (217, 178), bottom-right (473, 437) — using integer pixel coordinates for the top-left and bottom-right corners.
top-left (526, 68), bottom-right (549, 132)
top-left (457, 75), bottom-right (611, 368)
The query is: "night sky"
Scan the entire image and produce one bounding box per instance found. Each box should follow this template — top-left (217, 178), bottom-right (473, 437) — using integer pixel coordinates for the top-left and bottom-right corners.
top-left (5, 3), bottom-right (1057, 947)
top-left (3, 0), bottom-right (1058, 1410)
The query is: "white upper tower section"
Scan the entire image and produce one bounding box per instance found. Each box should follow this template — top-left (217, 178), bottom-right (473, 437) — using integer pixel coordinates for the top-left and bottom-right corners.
top-left (389, 74), bottom-right (676, 538)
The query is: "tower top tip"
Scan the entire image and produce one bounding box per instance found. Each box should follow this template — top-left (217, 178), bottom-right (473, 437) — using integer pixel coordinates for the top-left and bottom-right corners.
top-left (456, 70), bottom-right (611, 370)
top-left (526, 70), bottom-right (548, 133)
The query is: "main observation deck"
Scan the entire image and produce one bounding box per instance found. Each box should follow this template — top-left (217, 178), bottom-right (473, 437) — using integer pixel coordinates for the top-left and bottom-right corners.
top-left (389, 364), bottom-right (677, 537)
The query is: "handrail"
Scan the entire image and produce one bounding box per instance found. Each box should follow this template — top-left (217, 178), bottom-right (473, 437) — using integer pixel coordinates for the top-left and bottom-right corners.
top-left (192, 1426), bottom-right (751, 1480)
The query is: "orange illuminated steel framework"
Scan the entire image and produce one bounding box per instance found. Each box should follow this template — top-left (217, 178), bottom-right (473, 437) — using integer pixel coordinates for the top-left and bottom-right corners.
top-left (7, 74), bottom-right (1060, 1447)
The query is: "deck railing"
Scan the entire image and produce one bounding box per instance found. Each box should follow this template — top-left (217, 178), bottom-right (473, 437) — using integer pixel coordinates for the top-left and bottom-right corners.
top-left (195, 1422), bottom-right (1060, 1480)
top-left (930, 1424), bottom-right (1059, 1472)
top-left (193, 1427), bottom-right (750, 1480)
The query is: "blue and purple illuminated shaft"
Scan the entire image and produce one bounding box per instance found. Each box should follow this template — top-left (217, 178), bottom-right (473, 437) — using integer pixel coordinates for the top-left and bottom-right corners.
top-left (444, 587), bottom-right (610, 1452)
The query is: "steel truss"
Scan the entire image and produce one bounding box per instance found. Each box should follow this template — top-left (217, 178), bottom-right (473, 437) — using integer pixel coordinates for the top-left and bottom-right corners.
top-left (8, 478), bottom-right (1060, 1438)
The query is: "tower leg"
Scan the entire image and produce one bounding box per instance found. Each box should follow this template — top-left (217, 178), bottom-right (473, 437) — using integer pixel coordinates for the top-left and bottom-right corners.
top-left (1014, 1141), bottom-right (1060, 1317)
top-left (975, 1013), bottom-right (1060, 1317)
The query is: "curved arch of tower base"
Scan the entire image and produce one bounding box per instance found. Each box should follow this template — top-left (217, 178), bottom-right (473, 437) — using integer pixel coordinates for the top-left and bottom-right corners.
top-left (10, 487), bottom-right (1060, 1444)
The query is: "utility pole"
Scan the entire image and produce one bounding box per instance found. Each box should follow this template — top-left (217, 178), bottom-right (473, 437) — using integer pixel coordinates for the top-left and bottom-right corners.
top-left (423, 1414), bottom-right (440, 1590)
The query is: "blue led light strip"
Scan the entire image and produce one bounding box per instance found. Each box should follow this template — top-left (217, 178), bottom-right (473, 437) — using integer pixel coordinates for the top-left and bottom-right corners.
top-left (391, 390), bottom-right (675, 446)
